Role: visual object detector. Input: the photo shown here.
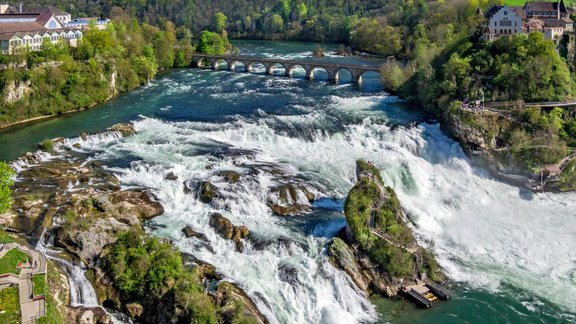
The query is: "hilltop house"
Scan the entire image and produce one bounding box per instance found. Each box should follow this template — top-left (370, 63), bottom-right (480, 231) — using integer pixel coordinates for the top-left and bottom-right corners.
top-left (482, 0), bottom-right (574, 41)
top-left (0, 4), bottom-right (86, 54)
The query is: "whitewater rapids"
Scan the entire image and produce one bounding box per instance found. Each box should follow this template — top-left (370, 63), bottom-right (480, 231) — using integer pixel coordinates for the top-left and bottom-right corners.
top-left (66, 73), bottom-right (576, 323)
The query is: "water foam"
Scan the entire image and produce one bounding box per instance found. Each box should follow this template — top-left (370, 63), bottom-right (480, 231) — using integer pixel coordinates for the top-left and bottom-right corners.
top-left (81, 78), bottom-right (576, 322)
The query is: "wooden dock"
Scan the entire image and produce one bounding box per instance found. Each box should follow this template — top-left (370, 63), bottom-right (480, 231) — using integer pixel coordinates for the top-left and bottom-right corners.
top-left (402, 280), bottom-right (451, 308)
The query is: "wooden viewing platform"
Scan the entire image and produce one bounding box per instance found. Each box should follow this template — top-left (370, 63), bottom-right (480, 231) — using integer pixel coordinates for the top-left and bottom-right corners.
top-left (402, 280), bottom-right (451, 309)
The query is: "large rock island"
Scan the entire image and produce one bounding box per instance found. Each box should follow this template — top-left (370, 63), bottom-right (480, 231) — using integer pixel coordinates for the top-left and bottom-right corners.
top-left (329, 160), bottom-right (447, 304)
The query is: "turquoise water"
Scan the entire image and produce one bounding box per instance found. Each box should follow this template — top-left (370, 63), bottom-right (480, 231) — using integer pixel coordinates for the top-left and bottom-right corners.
top-left (2, 41), bottom-right (575, 323)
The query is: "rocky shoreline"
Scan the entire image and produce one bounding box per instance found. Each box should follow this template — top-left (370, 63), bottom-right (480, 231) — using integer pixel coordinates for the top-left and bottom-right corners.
top-left (443, 109), bottom-right (576, 193)
top-left (0, 123), bottom-right (268, 323)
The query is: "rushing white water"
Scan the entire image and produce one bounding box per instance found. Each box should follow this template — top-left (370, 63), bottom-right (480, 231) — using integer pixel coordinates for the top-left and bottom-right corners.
top-left (36, 231), bottom-right (99, 307)
top-left (72, 81), bottom-right (576, 323)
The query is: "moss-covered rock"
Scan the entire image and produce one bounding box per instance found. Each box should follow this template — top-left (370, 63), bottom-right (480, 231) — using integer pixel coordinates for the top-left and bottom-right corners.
top-left (329, 160), bottom-right (445, 297)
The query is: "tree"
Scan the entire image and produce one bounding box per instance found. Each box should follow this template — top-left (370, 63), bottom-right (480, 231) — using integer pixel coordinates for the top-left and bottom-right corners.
top-left (0, 162), bottom-right (14, 214)
top-left (197, 31), bottom-right (228, 55)
top-left (213, 12), bottom-right (227, 34)
top-left (297, 3), bottom-right (308, 19)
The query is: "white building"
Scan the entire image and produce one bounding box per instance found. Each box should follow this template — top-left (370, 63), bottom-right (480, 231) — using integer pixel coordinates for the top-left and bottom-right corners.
top-left (0, 22), bottom-right (82, 54)
top-left (484, 5), bottom-right (523, 38)
top-left (482, 1), bottom-right (574, 41)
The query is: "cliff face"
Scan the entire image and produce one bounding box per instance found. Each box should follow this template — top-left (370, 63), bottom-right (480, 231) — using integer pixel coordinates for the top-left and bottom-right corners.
top-left (3, 80), bottom-right (31, 104)
top-left (442, 108), bottom-right (576, 192)
top-left (328, 160), bottom-right (443, 297)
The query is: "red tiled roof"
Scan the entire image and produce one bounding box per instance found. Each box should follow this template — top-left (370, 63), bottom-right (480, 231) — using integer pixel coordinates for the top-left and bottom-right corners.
top-left (0, 22), bottom-right (45, 33)
top-left (524, 1), bottom-right (568, 13)
top-left (35, 10), bottom-right (55, 26)
top-left (510, 6), bottom-right (527, 19)
top-left (0, 13), bottom-right (40, 19)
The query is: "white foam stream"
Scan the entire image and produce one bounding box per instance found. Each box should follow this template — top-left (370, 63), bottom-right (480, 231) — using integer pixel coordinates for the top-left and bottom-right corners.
top-left (36, 231), bottom-right (99, 308)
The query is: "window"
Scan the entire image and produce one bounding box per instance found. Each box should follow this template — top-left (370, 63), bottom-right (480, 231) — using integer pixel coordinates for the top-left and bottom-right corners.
top-left (504, 11), bottom-right (508, 15)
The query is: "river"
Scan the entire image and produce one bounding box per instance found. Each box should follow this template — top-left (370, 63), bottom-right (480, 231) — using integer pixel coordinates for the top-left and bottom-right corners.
top-left (1, 40), bottom-right (575, 323)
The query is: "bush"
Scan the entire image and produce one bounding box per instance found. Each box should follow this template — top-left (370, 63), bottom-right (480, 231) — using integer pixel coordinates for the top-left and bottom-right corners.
top-left (104, 229), bottom-right (219, 322)
top-left (38, 139), bottom-right (54, 153)
top-left (0, 162), bottom-right (14, 214)
top-left (0, 286), bottom-right (20, 323)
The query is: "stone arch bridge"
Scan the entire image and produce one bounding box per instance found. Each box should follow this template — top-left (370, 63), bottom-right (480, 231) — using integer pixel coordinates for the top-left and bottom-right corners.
top-left (191, 54), bottom-right (382, 83)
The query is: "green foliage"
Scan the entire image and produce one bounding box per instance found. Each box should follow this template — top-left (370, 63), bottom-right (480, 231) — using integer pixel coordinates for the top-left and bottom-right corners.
top-left (0, 286), bottom-right (20, 323)
top-left (0, 248), bottom-right (29, 275)
top-left (33, 274), bottom-right (46, 296)
top-left (0, 18), bottom-right (195, 127)
top-left (198, 31), bottom-right (231, 55)
top-left (344, 160), bottom-right (416, 278)
top-left (38, 139), bottom-right (54, 153)
top-left (104, 229), bottom-right (219, 322)
top-left (13, 0), bottom-right (405, 44)
top-left (0, 162), bottom-right (14, 214)
top-left (548, 159), bottom-right (576, 192)
top-left (350, 18), bottom-right (402, 56)
top-left (214, 12), bottom-right (228, 34)
top-left (380, 60), bottom-right (413, 93)
top-left (0, 229), bottom-right (16, 244)
top-left (44, 261), bottom-right (65, 324)
top-left (313, 47), bottom-right (325, 57)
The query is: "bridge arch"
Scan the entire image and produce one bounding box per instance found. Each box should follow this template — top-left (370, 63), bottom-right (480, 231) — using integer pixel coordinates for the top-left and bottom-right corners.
top-left (358, 70), bottom-right (381, 84)
top-left (266, 63), bottom-right (287, 76)
top-left (246, 61), bottom-right (267, 73)
top-left (307, 66), bottom-right (329, 81)
top-left (193, 57), bottom-right (211, 68)
top-left (285, 64), bottom-right (306, 78)
top-left (230, 60), bottom-right (246, 72)
top-left (211, 58), bottom-right (229, 71)
top-left (335, 68), bottom-right (353, 83)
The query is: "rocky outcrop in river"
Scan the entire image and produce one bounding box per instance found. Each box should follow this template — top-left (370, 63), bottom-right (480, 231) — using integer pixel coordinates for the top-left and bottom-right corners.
top-left (328, 160), bottom-right (445, 298)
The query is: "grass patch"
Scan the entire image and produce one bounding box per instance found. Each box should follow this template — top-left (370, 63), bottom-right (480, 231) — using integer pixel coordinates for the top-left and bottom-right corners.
top-left (0, 249), bottom-right (29, 275)
top-left (44, 261), bottom-right (65, 324)
top-left (504, 0), bottom-right (576, 6)
top-left (37, 139), bottom-right (54, 153)
top-left (0, 229), bottom-right (16, 244)
top-left (0, 286), bottom-right (20, 323)
top-left (33, 274), bottom-right (46, 296)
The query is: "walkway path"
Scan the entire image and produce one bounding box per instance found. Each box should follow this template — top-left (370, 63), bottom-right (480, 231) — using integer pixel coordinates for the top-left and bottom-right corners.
top-left (0, 243), bottom-right (47, 324)
top-left (370, 228), bottom-right (419, 254)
